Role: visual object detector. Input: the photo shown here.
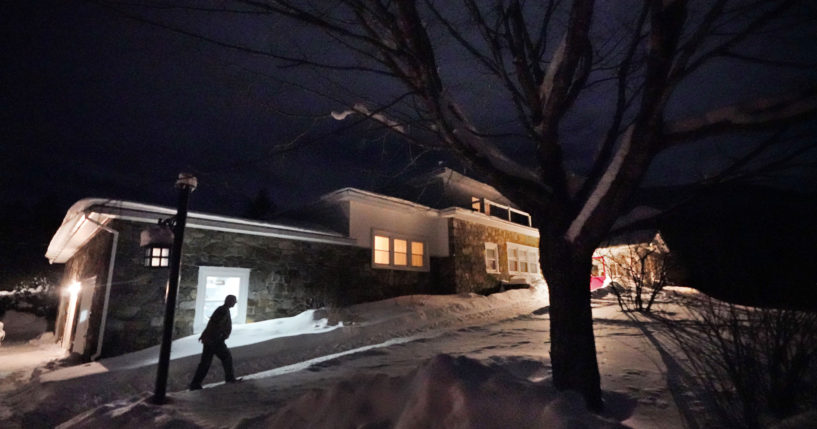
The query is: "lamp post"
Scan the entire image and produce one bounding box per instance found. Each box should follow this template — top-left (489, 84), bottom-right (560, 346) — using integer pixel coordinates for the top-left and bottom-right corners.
top-left (151, 173), bottom-right (197, 405)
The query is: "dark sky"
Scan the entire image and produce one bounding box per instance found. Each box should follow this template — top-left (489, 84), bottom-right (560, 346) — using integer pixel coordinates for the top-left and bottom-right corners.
top-left (1, 0), bottom-right (815, 287)
top-left (2, 1), bottom-right (426, 217)
top-left (2, 1), bottom-right (816, 219)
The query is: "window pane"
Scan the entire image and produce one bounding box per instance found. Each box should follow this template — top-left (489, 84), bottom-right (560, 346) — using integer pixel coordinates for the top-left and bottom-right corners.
top-left (374, 250), bottom-right (390, 264)
top-left (374, 235), bottom-right (390, 251)
top-left (411, 242), bottom-right (424, 267)
top-left (393, 239), bottom-right (407, 265)
top-left (161, 248), bottom-right (170, 257)
top-left (485, 243), bottom-right (498, 272)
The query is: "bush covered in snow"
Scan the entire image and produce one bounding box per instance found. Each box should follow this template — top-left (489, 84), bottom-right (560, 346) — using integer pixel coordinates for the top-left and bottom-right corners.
top-left (0, 276), bottom-right (59, 322)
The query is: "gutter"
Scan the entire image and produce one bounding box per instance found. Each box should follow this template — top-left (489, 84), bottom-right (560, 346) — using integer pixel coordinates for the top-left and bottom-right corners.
top-left (83, 214), bottom-right (119, 361)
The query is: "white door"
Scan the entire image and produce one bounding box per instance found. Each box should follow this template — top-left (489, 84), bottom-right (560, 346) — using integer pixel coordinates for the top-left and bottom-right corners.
top-left (194, 267), bottom-right (250, 333)
top-left (72, 278), bottom-right (96, 354)
top-left (62, 284), bottom-right (80, 351)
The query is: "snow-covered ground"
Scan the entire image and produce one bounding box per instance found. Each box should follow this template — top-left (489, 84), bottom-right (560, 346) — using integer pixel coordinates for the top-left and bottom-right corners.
top-left (0, 284), bottom-right (702, 428)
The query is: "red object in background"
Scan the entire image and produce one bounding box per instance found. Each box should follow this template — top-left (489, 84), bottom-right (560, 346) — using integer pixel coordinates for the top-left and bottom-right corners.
top-left (590, 256), bottom-right (606, 291)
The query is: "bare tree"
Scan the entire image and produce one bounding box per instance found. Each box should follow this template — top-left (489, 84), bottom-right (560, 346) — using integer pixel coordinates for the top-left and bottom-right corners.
top-left (606, 238), bottom-right (671, 313)
top-left (96, 0), bottom-right (817, 409)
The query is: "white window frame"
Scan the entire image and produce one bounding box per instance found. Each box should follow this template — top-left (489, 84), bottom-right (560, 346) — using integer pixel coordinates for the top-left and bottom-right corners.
top-left (484, 242), bottom-right (500, 274)
top-left (371, 230), bottom-right (429, 271)
top-left (507, 243), bottom-right (540, 275)
top-left (194, 266), bottom-right (250, 334)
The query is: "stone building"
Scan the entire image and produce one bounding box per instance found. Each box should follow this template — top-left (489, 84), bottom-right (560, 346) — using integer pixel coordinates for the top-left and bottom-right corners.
top-left (46, 168), bottom-right (543, 359)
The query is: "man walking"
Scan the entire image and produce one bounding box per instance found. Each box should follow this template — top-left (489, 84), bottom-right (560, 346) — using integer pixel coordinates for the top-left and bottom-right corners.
top-left (189, 294), bottom-right (239, 390)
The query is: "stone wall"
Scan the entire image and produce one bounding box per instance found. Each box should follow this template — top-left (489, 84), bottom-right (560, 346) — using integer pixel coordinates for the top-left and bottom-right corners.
top-left (102, 220), bottom-right (178, 357)
top-left (447, 218), bottom-right (540, 294)
top-left (78, 220), bottom-right (448, 357)
top-left (59, 227), bottom-right (115, 358)
top-left (175, 227), bottom-right (444, 338)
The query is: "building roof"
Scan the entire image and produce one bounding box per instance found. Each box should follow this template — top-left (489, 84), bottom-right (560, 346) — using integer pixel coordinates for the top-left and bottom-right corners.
top-left (45, 198), bottom-right (355, 264)
top-left (47, 170), bottom-right (541, 264)
top-left (378, 167), bottom-right (517, 210)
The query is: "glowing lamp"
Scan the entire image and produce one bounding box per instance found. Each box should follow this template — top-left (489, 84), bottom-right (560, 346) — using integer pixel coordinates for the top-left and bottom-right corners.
top-left (140, 224), bottom-right (174, 268)
top-left (67, 281), bottom-right (81, 295)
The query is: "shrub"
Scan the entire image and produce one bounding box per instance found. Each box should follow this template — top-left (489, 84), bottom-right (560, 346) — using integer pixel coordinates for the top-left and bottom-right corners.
top-left (0, 276), bottom-right (59, 320)
top-left (659, 294), bottom-right (817, 428)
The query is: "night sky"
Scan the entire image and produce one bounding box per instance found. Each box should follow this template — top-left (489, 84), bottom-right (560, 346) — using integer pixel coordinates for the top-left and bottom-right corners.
top-left (2, 1), bottom-right (427, 217)
top-left (2, 1), bottom-right (816, 288)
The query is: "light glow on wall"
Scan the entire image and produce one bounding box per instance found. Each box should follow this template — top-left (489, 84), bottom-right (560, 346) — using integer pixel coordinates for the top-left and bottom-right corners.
top-left (67, 281), bottom-right (81, 295)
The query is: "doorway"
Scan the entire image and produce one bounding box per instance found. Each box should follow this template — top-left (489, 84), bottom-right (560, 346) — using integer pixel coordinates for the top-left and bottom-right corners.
top-left (193, 267), bottom-right (250, 333)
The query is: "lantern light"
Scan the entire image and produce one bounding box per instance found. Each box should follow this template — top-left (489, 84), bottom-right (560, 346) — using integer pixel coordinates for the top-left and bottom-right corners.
top-left (140, 223), bottom-right (174, 268)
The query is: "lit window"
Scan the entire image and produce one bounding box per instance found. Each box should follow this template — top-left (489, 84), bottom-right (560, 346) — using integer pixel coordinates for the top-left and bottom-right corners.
top-left (484, 243), bottom-right (499, 273)
top-left (144, 246), bottom-right (170, 267)
top-left (411, 242), bottom-right (424, 267)
top-left (394, 239), bottom-right (408, 266)
top-left (372, 232), bottom-right (427, 271)
top-left (374, 235), bottom-right (390, 265)
top-left (507, 243), bottom-right (539, 274)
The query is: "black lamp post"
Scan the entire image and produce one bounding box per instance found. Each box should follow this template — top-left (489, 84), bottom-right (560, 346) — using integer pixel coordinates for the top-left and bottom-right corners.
top-left (151, 173), bottom-right (197, 405)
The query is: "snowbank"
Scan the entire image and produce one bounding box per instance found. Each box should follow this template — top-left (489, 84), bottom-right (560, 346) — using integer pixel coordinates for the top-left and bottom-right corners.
top-left (42, 309), bottom-right (339, 381)
top-left (260, 354), bottom-right (626, 429)
top-left (60, 354), bottom-right (627, 429)
top-left (0, 310), bottom-right (48, 343)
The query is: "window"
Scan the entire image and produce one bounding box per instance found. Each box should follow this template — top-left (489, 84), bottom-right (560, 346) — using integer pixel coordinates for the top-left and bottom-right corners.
top-left (484, 243), bottom-right (499, 273)
top-left (394, 239), bottom-right (407, 266)
top-left (507, 243), bottom-right (540, 275)
top-left (194, 267), bottom-right (250, 333)
top-left (374, 235), bottom-right (390, 264)
top-left (372, 232), bottom-right (428, 271)
top-left (144, 247), bottom-right (170, 267)
top-left (411, 242), bottom-right (424, 267)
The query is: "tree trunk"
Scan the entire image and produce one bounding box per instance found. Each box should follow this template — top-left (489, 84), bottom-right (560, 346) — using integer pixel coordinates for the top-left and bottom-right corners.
top-left (543, 242), bottom-right (603, 411)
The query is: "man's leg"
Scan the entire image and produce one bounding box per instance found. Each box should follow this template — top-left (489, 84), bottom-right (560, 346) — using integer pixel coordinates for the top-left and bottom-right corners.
top-left (213, 342), bottom-right (236, 382)
top-left (190, 345), bottom-right (215, 389)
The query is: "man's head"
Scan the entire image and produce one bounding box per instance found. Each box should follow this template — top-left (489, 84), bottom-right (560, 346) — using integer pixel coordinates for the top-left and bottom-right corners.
top-left (225, 295), bottom-right (237, 308)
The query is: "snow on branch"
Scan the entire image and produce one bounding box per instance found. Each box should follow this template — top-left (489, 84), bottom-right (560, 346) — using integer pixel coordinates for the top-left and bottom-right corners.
top-left (663, 89), bottom-right (817, 145)
top-left (565, 125), bottom-right (634, 244)
top-left (332, 103), bottom-right (407, 134)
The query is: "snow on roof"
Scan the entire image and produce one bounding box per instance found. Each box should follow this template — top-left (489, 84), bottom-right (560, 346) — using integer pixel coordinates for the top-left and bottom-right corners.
top-left (45, 198), bottom-right (356, 263)
top-left (319, 187), bottom-right (441, 213)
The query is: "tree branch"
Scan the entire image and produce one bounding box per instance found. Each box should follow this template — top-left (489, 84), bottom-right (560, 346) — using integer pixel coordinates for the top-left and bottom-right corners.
top-left (663, 89), bottom-right (817, 145)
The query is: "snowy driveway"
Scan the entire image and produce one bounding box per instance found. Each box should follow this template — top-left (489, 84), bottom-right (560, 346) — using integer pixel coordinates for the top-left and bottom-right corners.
top-left (2, 287), bottom-right (690, 428)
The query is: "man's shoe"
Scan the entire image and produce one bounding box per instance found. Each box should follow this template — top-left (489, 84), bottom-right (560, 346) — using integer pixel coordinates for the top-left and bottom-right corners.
top-left (189, 383), bottom-right (203, 391)
top-left (226, 377), bottom-right (242, 384)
